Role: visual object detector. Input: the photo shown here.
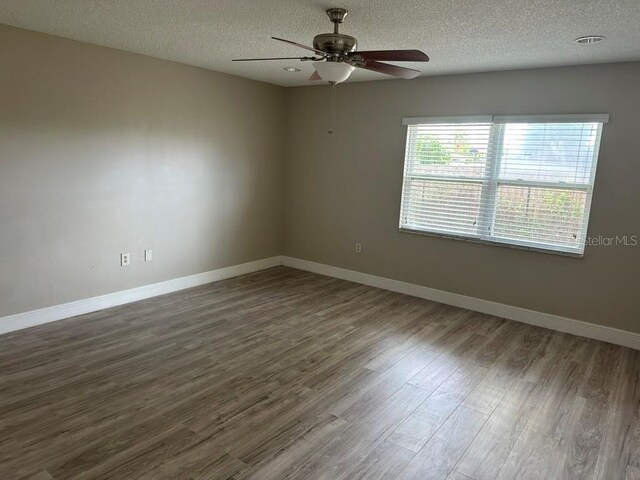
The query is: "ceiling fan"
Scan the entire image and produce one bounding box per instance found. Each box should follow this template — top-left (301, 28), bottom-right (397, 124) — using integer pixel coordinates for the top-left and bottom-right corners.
top-left (233, 7), bottom-right (429, 84)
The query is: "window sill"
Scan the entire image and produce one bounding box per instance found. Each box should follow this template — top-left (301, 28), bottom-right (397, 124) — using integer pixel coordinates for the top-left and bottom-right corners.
top-left (398, 227), bottom-right (585, 258)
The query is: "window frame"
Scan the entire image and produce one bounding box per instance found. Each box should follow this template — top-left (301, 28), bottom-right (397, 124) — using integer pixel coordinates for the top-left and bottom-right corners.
top-left (398, 114), bottom-right (609, 257)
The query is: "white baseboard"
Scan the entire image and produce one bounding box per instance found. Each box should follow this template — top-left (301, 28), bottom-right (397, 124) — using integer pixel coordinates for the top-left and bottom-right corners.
top-left (282, 256), bottom-right (640, 351)
top-left (0, 256), bottom-right (283, 336)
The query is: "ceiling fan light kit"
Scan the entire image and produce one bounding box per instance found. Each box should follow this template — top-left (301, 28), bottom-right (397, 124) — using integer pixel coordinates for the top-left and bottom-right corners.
top-left (313, 61), bottom-right (355, 84)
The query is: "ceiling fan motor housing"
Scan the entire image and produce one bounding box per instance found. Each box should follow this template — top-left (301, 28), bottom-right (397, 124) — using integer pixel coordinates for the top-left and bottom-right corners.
top-left (313, 8), bottom-right (356, 60)
top-left (313, 33), bottom-right (357, 58)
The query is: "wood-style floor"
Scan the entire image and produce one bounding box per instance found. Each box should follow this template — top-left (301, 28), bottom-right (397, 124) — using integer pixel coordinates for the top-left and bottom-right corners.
top-left (1, 267), bottom-right (638, 480)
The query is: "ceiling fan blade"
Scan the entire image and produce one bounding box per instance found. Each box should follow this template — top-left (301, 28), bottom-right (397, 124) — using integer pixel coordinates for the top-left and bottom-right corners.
top-left (232, 56), bottom-right (318, 62)
top-left (309, 70), bottom-right (321, 81)
top-left (349, 50), bottom-right (429, 62)
top-left (354, 60), bottom-right (421, 79)
top-left (271, 37), bottom-right (326, 56)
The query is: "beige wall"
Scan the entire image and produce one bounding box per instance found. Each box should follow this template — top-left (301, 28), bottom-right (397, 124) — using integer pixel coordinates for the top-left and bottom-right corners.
top-left (283, 63), bottom-right (640, 332)
top-left (0, 25), bottom-right (285, 317)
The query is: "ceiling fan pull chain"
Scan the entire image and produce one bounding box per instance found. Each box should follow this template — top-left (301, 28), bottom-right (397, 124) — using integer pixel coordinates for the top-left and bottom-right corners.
top-left (329, 82), bottom-right (337, 134)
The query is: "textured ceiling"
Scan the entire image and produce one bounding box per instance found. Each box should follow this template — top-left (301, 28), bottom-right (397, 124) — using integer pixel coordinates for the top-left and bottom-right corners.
top-left (2, 0), bottom-right (640, 87)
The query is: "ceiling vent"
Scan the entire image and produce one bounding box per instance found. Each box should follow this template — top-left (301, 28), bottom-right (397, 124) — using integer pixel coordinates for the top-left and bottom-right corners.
top-left (575, 35), bottom-right (605, 44)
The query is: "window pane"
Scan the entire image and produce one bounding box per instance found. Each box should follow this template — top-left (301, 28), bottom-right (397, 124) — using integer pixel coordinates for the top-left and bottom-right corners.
top-left (401, 178), bottom-right (482, 236)
top-left (498, 123), bottom-right (599, 184)
top-left (400, 117), bottom-right (603, 255)
top-left (406, 124), bottom-right (491, 178)
top-left (493, 185), bottom-right (587, 249)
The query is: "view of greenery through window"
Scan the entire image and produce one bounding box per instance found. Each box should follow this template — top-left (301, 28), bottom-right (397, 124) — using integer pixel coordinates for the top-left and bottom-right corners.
top-left (415, 134), bottom-right (483, 165)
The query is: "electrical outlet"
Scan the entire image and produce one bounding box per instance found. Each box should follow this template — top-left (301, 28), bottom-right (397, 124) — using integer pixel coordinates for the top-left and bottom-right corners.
top-left (355, 243), bottom-right (362, 254)
top-left (120, 253), bottom-right (130, 266)
top-left (144, 249), bottom-right (153, 262)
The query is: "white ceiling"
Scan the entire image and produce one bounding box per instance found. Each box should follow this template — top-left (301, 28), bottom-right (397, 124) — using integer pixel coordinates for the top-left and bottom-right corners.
top-left (2, 0), bottom-right (640, 87)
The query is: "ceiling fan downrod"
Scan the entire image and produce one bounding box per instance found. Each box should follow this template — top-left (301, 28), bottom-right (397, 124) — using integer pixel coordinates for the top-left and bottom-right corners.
top-left (326, 8), bottom-right (348, 34)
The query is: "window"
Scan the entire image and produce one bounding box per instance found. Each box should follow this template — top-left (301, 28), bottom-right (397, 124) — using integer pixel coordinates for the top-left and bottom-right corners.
top-left (399, 114), bottom-right (608, 255)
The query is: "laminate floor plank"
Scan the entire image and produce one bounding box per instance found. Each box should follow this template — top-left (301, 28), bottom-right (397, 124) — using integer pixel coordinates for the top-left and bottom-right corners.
top-left (338, 440), bottom-right (415, 480)
top-left (495, 424), bottom-right (569, 480)
top-left (445, 471), bottom-right (474, 480)
top-left (0, 266), bottom-right (637, 479)
top-left (276, 384), bottom-right (431, 480)
top-left (456, 379), bottom-right (543, 480)
top-left (395, 405), bottom-right (488, 480)
top-left (388, 388), bottom-right (463, 453)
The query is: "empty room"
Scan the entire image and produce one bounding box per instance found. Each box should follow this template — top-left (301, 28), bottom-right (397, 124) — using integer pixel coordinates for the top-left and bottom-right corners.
top-left (1, 1), bottom-right (639, 479)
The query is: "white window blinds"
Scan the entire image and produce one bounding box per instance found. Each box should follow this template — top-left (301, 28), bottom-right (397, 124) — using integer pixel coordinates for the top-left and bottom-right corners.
top-left (399, 114), bottom-right (608, 255)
